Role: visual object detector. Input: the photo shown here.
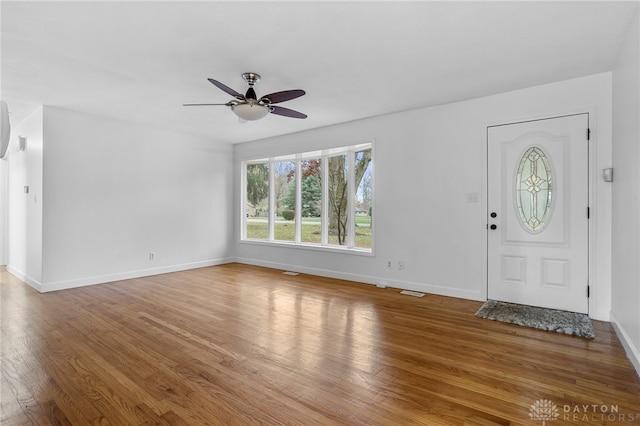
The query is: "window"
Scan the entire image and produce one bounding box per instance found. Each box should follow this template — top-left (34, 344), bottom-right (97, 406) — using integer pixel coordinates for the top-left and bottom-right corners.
top-left (245, 163), bottom-right (269, 239)
top-left (274, 161), bottom-right (296, 242)
top-left (242, 143), bottom-right (373, 253)
top-left (515, 146), bottom-right (553, 233)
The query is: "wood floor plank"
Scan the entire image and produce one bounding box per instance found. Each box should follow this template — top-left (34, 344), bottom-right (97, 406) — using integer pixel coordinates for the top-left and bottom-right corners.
top-left (2, 264), bottom-right (640, 425)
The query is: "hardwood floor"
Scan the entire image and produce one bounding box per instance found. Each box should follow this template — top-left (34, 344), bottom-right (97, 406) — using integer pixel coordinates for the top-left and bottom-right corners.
top-left (1, 264), bottom-right (639, 425)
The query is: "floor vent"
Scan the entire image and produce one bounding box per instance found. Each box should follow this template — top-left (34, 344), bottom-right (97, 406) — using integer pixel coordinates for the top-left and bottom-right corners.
top-left (400, 290), bottom-right (425, 297)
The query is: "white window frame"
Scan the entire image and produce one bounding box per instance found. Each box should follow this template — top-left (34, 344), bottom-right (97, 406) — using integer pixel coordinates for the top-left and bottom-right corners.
top-left (241, 143), bottom-right (373, 255)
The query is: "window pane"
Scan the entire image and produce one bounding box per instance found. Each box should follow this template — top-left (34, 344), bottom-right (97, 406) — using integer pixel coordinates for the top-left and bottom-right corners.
top-left (300, 159), bottom-right (322, 244)
top-left (354, 149), bottom-right (372, 248)
top-left (515, 146), bottom-right (553, 232)
top-left (328, 154), bottom-right (348, 245)
top-left (245, 163), bottom-right (269, 240)
top-left (274, 161), bottom-right (296, 242)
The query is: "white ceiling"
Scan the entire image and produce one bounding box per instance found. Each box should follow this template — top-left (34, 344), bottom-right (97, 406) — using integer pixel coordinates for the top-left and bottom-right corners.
top-left (1, 1), bottom-right (637, 144)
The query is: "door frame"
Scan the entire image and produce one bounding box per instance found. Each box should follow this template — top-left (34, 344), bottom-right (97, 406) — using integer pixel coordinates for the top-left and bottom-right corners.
top-left (482, 110), bottom-right (602, 318)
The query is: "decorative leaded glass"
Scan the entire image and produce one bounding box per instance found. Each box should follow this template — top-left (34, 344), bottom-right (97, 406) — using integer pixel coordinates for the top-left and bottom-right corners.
top-left (516, 147), bottom-right (553, 232)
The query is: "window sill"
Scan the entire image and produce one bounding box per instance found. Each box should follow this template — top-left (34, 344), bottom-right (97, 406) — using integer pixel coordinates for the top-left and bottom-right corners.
top-left (238, 239), bottom-right (374, 257)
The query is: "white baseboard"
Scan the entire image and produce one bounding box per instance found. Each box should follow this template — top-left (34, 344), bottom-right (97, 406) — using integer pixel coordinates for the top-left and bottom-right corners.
top-left (9, 255), bottom-right (482, 301)
top-left (610, 311), bottom-right (640, 379)
top-left (8, 258), bottom-right (234, 293)
top-left (234, 257), bottom-right (484, 301)
top-left (6, 265), bottom-right (43, 292)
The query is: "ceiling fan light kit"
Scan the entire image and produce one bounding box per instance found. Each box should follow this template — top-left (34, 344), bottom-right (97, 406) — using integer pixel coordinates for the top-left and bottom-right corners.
top-left (231, 101), bottom-right (270, 121)
top-left (184, 72), bottom-right (307, 121)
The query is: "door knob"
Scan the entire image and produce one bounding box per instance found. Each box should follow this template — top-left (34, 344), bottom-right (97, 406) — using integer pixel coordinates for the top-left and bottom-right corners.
top-left (490, 212), bottom-right (497, 218)
top-left (490, 224), bottom-right (497, 230)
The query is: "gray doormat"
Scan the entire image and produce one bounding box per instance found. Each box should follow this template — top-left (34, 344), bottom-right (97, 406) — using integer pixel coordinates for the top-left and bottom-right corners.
top-left (475, 300), bottom-right (595, 338)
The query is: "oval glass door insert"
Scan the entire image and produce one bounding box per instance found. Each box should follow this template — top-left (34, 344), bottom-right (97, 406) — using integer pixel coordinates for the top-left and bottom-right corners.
top-left (515, 146), bottom-right (553, 232)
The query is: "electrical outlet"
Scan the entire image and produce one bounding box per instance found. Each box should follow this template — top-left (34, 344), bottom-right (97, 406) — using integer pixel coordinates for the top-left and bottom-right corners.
top-left (386, 260), bottom-right (393, 269)
top-left (149, 252), bottom-right (155, 261)
top-left (398, 261), bottom-right (405, 270)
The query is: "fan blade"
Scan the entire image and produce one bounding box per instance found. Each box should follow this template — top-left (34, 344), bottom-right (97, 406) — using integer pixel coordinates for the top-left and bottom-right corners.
top-left (260, 89), bottom-right (305, 104)
top-left (207, 78), bottom-right (245, 100)
top-left (270, 105), bottom-right (307, 119)
top-left (183, 103), bottom-right (230, 106)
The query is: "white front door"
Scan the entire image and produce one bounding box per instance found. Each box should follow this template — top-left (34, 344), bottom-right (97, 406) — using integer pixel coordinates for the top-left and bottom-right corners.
top-left (487, 114), bottom-right (589, 314)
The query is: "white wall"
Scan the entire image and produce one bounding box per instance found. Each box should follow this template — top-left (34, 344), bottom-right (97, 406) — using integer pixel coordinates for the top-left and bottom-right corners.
top-left (235, 73), bottom-right (613, 320)
top-left (0, 155), bottom-right (8, 265)
top-left (611, 8), bottom-right (640, 375)
top-left (6, 108), bottom-right (44, 285)
top-left (7, 107), bottom-right (235, 291)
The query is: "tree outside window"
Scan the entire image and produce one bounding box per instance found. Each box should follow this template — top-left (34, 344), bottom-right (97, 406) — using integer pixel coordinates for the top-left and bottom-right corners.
top-left (245, 163), bottom-right (269, 239)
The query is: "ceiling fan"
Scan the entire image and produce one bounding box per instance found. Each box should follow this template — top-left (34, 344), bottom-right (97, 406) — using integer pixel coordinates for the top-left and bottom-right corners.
top-left (184, 72), bottom-right (307, 121)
